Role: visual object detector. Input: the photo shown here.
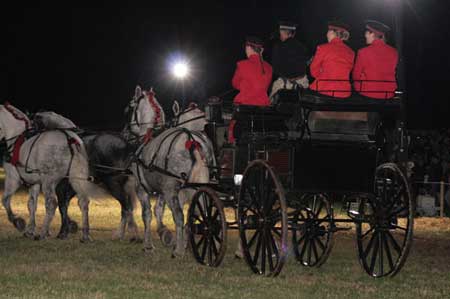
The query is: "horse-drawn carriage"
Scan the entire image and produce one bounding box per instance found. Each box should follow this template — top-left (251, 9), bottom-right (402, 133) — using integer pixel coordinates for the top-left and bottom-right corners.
top-left (185, 88), bottom-right (413, 278)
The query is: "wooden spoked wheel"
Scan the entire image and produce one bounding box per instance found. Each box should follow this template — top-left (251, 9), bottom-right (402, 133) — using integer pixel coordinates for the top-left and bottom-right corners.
top-left (238, 160), bottom-right (288, 277)
top-left (356, 163), bottom-right (414, 278)
top-left (292, 193), bottom-right (334, 267)
top-left (187, 187), bottom-right (227, 267)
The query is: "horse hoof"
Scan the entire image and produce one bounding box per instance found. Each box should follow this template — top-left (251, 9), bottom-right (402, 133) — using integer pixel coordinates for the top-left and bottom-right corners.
top-left (143, 245), bottom-right (155, 254)
top-left (34, 234), bottom-right (47, 241)
top-left (57, 233), bottom-right (69, 240)
top-left (80, 236), bottom-right (93, 243)
top-left (130, 237), bottom-right (143, 244)
top-left (13, 218), bottom-right (26, 232)
top-left (69, 220), bottom-right (79, 234)
top-left (23, 231), bottom-right (34, 239)
top-left (171, 249), bottom-right (186, 259)
top-left (160, 230), bottom-right (175, 247)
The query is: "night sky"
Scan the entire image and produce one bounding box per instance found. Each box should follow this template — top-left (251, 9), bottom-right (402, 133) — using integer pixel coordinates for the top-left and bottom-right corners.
top-left (1, 0), bottom-right (449, 129)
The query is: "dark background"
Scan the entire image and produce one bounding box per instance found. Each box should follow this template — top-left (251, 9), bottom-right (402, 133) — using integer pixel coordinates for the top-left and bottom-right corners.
top-left (0, 0), bottom-right (449, 129)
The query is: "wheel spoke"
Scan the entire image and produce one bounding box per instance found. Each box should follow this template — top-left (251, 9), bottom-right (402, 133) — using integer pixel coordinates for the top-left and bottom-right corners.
top-left (311, 238), bottom-right (319, 263)
top-left (195, 235), bottom-right (206, 249)
top-left (363, 230), bottom-right (377, 258)
top-left (382, 232), bottom-right (395, 270)
top-left (265, 231), bottom-right (275, 271)
top-left (369, 233), bottom-right (380, 274)
top-left (247, 229), bottom-right (261, 249)
top-left (315, 200), bottom-right (324, 218)
top-left (201, 235), bottom-right (209, 261)
top-left (386, 230), bottom-right (402, 255)
top-left (361, 226), bottom-right (376, 240)
top-left (271, 227), bottom-right (282, 238)
top-left (307, 237), bottom-right (312, 265)
top-left (316, 236), bottom-right (326, 251)
top-left (390, 225), bottom-right (407, 232)
top-left (196, 200), bottom-right (208, 221)
top-left (192, 214), bottom-right (205, 225)
top-left (269, 230), bottom-right (280, 261)
top-left (260, 231), bottom-right (266, 274)
top-left (211, 236), bottom-right (219, 257)
top-left (378, 232), bottom-right (384, 276)
top-left (253, 232), bottom-right (263, 265)
top-left (208, 236), bottom-right (213, 265)
top-left (296, 233), bottom-right (307, 247)
top-left (300, 237), bottom-right (309, 262)
top-left (388, 206), bottom-right (408, 218)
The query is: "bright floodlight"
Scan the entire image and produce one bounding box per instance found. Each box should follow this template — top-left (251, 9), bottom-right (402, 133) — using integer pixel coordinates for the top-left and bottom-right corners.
top-left (172, 61), bottom-right (189, 79)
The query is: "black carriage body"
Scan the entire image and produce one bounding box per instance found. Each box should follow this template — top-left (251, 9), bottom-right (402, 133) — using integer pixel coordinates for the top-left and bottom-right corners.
top-left (223, 92), bottom-right (407, 194)
top-left (189, 90), bottom-right (413, 278)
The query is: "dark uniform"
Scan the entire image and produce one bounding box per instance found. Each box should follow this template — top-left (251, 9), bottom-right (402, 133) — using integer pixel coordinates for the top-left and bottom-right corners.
top-left (272, 38), bottom-right (308, 79)
top-left (270, 21), bottom-right (309, 99)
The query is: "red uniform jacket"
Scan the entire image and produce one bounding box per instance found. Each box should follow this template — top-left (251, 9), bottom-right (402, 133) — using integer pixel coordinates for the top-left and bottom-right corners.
top-left (310, 38), bottom-right (355, 98)
top-left (232, 54), bottom-right (272, 106)
top-left (352, 39), bottom-right (398, 99)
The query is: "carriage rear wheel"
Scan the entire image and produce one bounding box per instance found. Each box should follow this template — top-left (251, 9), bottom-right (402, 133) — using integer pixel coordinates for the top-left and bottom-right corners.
top-left (292, 193), bottom-right (334, 267)
top-left (238, 160), bottom-right (288, 277)
top-left (356, 163), bottom-right (414, 278)
top-left (187, 187), bottom-right (227, 267)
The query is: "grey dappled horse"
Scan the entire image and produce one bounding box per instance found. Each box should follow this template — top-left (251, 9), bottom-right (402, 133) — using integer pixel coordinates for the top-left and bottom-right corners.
top-left (0, 103), bottom-right (94, 241)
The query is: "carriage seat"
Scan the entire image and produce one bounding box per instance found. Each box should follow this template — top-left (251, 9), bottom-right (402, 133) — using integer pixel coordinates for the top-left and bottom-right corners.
top-left (232, 105), bottom-right (291, 144)
top-left (271, 89), bottom-right (301, 115)
top-left (300, 92), bottom-right (402, 113)
top-left (300, 92), bottom-right (403, 142)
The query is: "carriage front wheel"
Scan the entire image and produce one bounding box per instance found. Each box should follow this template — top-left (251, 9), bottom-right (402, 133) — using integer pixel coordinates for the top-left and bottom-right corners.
top-left (356, 163), bottom-right (414, 278)
top-left (238, 160), bottom-right (288, 277)
top-left (187, 187), bottom-right (227, 267)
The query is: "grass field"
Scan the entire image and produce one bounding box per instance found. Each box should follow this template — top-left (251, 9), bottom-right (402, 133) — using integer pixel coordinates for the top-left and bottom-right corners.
top-left (0, 186), bottom-right (450, 298)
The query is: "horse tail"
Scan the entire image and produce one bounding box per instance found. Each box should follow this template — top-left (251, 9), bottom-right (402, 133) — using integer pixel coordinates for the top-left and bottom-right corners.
top-left (67, 137), bottom-right (105, 199)
top-left (188, 145), bottom-right (210, 184)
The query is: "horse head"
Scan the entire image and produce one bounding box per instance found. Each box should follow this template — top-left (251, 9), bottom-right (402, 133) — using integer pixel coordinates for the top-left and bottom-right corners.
top-left (172, 100), bottom-right (206, 132)
top-left (126, 85), bottom-right (166, 139)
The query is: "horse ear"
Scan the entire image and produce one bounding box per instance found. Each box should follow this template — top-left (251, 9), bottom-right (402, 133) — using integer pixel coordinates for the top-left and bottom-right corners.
top-left (172, 100), bottom-right (180, 116)
top-left (135, 85), bottom-right (142, 99)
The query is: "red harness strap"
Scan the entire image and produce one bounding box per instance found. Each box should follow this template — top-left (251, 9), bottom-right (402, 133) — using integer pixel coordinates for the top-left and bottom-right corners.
top-left (147, 91), bottom-right (161, 126)
top-left (185, 140), bottom-right (201, 151)
top-left (11, 133), bottom-right (26, 166)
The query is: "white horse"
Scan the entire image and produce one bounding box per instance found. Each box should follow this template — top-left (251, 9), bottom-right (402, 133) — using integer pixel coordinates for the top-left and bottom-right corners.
top-left (0, 103), bottom-right (94, 241)
top-left (152, 100), bottom-right (217, 246)
top-left (127, 92), bottom-right (214, 256)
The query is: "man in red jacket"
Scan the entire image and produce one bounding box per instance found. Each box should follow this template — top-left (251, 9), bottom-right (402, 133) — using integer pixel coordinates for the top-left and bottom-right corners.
top-left (353, 20), bottom-right (398, 99)
top-left (232, 36), bottom-right (273, 106)
top-left (309, 21), bottom-right (355, 98)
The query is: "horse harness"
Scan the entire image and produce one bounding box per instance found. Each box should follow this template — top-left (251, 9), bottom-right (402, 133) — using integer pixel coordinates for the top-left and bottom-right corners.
top-left (3, 104), bottom-right (82, 185)
top-left (132, 128), bottom-right (206, 194)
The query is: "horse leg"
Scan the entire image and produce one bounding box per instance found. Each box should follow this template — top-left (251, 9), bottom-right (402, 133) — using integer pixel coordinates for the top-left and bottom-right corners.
top-left (165, 183), bottom-right (185, 258)
top-left (155, 195), bottom-right (174, 247)
top-left (108, 177), bottom-right (132, 241)
top-left (56, 179), bottom-right (76, 239)
top-left (125, 177), bottom-right (140, 243)
top-left (24, 184), bottom-right (40, 238)
top-left (77, 195), bottom-right (92, 243)
top-left (37, 183), bottom-right (58, 240)
top-left (136, 185), bottom-right (155, 252)
top-left (2, 171), bottom-right (25, 232)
